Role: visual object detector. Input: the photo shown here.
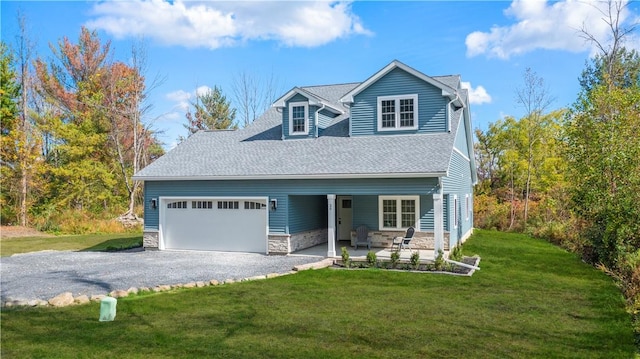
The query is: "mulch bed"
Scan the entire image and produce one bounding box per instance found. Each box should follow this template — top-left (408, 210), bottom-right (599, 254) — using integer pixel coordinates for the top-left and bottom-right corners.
top-left (332, 256), bottom-right (481, 276)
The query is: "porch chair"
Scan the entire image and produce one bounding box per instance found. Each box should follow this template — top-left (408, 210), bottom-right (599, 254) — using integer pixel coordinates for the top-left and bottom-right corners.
top-left (354, 225), bottom-right (372, 250)
top-left (391, 226), bottom-right (415, 252)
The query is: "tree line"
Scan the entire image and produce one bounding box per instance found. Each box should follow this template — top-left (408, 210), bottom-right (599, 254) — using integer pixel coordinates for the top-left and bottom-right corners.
top-left (1, 19), bottom-right (278, 233)
top-left (1, 24), bottom-right (164, 232)
top-left (475, 1), bottom-right (639, 331)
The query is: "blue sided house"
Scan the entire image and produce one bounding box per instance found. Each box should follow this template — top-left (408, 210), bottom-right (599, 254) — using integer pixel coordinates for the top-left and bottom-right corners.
top-left (133, 60), bottom-right (477, 257)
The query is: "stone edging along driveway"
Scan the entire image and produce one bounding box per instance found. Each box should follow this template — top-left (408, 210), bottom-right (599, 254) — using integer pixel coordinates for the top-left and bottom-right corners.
top-left (0, 249), bottom-right (332, 308)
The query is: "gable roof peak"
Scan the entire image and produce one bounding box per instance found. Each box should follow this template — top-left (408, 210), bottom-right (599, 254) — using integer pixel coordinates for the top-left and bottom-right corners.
top-left (339, 60), bottom-right (458, 104)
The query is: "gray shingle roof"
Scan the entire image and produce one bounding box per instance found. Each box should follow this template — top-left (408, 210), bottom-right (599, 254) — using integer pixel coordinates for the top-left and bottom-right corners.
top-left (134, 83), bottom-right (463, 180)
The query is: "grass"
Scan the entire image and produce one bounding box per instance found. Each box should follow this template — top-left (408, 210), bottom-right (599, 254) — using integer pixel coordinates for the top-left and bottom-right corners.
top-left (0, 233), bottom-right (142, 257)
top-left (1, 229), bottom-right (636, 358)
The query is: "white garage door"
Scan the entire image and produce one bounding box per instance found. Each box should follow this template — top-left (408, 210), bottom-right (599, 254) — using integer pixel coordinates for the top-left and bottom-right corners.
top-left (161, 198), bottom-right (268, 253)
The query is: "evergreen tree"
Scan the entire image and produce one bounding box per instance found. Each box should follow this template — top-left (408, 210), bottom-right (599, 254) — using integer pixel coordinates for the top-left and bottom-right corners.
top-left (0, 42), bottom-right (21, 223)
top-left (184, 86), bottom-right (237, 137)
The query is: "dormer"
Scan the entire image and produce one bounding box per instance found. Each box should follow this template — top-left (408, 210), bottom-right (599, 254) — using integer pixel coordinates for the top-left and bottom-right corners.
top-left (272, 87), bottom-right (344, 139)
top-left (340, 60), bottom-right (464, 136)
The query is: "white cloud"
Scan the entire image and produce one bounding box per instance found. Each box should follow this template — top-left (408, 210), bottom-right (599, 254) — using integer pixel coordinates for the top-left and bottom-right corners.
top-left (461, 81), bottom-right (492, 105)
top-left (86, 0), bottom-right (371, 49)
top-left (165, 89), bottom-right (192, 112)
top-left (195, 85), bottom-right (211, 97)
top-left (465, 0), bottom-right (639, 59)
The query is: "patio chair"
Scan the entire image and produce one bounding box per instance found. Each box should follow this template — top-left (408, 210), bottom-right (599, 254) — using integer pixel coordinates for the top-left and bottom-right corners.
top-left (354, 225), bottom-right (372, 250)
top-left (391, 226), bottom-right (415, 252)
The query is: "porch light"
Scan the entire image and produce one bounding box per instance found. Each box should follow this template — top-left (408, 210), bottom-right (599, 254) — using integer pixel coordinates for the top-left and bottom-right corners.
top-left (270, 199), bottom-right (277, 211)
top-left (151, 198), bottom-right (157, 210)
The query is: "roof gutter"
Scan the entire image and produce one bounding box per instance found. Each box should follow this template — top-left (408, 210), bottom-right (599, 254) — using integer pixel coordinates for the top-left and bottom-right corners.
top-left (133, 171), bottom-right (447, 182)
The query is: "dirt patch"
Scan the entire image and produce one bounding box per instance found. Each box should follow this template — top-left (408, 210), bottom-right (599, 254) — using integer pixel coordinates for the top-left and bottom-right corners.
top-left (0, 226), bottom-right (53, 239)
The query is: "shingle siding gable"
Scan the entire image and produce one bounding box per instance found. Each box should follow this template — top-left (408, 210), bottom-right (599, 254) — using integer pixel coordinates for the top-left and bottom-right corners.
top-left (350, 67), bottom-right (447, 136)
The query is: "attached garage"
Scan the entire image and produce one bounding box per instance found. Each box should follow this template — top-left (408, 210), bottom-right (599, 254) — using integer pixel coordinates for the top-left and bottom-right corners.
top-left (159, 197), bottom-right (268, 253)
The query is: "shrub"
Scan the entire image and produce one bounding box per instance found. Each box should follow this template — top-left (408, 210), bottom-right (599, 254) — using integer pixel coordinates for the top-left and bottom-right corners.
top-left (366, 251), bottom-right (377, 266)
top-left (390, 250), bottom-right (400, 268)
top-left (434, 250), bottom-right (445, 271)
top-left (450, 244), bottom-right (463, 262)
top-left (341, 247), bottom-right (350, 268)
top-left (410, 251), bottom-right (420, 269)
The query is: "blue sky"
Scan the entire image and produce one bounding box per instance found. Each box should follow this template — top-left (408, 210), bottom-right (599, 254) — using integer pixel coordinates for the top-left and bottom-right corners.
top-left (2, 1), bottom-right (639, 149)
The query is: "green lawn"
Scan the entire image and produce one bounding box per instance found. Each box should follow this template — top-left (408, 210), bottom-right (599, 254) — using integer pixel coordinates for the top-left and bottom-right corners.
top-left (0, 233), bottom-right (142, 256)
top-left (1, 230), bottom-right (635, 358)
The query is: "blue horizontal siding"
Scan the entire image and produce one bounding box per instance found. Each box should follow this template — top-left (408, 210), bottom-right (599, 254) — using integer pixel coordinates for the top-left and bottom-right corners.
top-left (289, 195), bottom-right (327, 233)
top-left (454, 117), bottom-right (470, 156)
top-left (351, 67), bottom-right (447, 136)
top-left (144, 177), bottom-right (439, 233)
top-left (442, 150), bottom-right (473, 245)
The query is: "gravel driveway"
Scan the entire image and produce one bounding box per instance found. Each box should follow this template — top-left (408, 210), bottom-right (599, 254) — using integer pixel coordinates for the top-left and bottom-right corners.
top-left (0, 249), bottom-right (324, 303)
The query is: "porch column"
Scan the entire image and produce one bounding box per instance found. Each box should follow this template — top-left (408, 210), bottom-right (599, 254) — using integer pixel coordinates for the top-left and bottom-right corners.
top-left (327, 194), bottom-right (336, 257)
top-left (433, 192), bottom-right (444, 259)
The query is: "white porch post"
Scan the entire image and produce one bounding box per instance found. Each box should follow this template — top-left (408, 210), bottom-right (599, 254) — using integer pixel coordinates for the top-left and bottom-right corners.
top-left (433, 192), bottom-right (444, 259)
top-left (327, 194), bottom-right (336, 257)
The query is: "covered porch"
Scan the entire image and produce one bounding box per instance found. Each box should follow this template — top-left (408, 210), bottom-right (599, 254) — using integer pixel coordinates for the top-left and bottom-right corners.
top-left (325, 192), bottom-right (446, 260)
top-left (292, 240), bottom-right (448, 260)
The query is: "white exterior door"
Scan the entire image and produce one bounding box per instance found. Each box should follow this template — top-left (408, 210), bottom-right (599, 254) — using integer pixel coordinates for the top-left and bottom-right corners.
top-left (160, 197), bottom-right (268, 253)
top-left (337, 196), bottom-right (353, 241)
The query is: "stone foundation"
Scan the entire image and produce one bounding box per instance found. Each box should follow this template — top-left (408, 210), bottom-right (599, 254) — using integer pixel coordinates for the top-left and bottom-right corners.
top-left (268, 234), bottom-right (290, 255)
top-left (351, 230), bottom-right (450, 251)
top-left (268, 228), bottom-right (328, 255)
top-left (143, 230), bottom-right (159, 250)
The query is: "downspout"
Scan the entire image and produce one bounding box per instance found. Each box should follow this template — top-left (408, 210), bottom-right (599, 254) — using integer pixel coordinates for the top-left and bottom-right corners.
top-left (315, 103), bottom-right (325, 138)
top-left (276, 107), bottom-right (285, 140)
top-left (446, 92), bottom-right (461, 133)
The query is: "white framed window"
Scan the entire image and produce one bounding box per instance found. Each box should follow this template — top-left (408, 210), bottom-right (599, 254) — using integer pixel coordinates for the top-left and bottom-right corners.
top-left (465, 194), bottom-right (470, 221)
top-left (453, 195), bottom-right (459, 229)
top-left (377, 94), bottom-right (418, 131)
top-left (217, 201), bottom-right (239, 209)
top-left (288, 102), bottom-right (308, 135)
top-left (378, 196), bottom-right (420, 230)
top-left (192, 200), bottom-right (213, 209)
top-left (167, 201), bottom-right (188, 209)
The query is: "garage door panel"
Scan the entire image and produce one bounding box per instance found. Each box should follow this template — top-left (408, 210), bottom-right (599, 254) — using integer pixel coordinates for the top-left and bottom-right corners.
top-left (162, 199), bottom-right (267, 252)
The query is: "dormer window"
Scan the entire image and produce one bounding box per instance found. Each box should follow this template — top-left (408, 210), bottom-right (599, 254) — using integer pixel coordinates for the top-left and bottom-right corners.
top-left (377, 94), bottom-right (419, 131)
top-left (289, 102), bottom-right (308, 136)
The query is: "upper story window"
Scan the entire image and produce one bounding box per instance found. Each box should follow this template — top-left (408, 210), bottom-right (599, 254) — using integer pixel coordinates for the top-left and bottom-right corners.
top-left (377, 94), bottom-right (419, 132)
top-left (288, 102), bottom-right (308, 136)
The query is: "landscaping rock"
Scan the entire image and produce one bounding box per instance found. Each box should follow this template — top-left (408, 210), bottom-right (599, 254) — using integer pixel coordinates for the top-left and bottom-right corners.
top-left (294, 258), bottom-right (334, 271)
top-left (109, 290), bottom-right (129, 298)
top-left (75, 295), bottom-right (90, 305)
top-left (266, 273), bottom-right (281, 278)
top-left (224, 279), bottom-right (235, 284)
top-left (91, 294), bottom-right (106, 302)
top-left (183, 282), bottom-right (197, 288)
top-left (49, 292), bottom-right (74, 307)
top-left (127, 287), bottom-right (139, 295)
top-left (209, 280), bottom-right (219, 286)
top-left (195, 281), bottom-right (206, 287)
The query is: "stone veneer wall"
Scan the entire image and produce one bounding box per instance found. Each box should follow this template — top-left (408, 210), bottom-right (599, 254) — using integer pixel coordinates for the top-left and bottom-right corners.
top-left (268, 234), bottom-right (290, 255)
top-left (290, 228), bottom-right (328, 252)
top-left (144, 229), bottom-right (328, 255)
top-left (143, 230), bottom-right (159, 250)
top-left (351, 230), bottom-right (450, 251)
